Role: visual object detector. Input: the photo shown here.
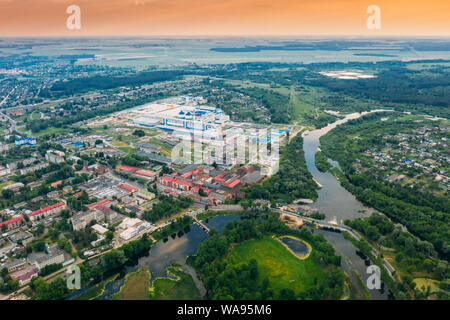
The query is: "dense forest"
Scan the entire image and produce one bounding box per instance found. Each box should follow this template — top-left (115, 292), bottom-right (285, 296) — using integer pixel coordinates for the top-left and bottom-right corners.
top-left (345, 213), bottom-right (449, 300)
top-left (306, 67), bottom-right (450, 117)
top-left (315, 150), bottom-right (332, 172)
top-left (47, 70), bottom-right (186, 97)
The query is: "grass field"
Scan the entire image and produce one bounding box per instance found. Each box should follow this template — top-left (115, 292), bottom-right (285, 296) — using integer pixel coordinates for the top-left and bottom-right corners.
top-left (113, 267), bottom-right (151, 300)
top-left (150, 264), bottom-right (201, 300)
top-left (0, 181), bottom-right (13, 192)
top-left (413, 278), bottom-right (441, 294)
top-left (226, 236), bottom-right (326, 296)
top-left (34, 127), bottom-right (68, 137)
top-left (112, 265), bottom-right (201, 300)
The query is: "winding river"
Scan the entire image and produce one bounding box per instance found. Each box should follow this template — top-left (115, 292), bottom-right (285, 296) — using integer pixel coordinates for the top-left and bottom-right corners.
top-left (302, 110), bottom-right (392, 299)
top-left (69, 111), bottom-right (393, 300)
top-left (303, 111), bottom-right (390, 223)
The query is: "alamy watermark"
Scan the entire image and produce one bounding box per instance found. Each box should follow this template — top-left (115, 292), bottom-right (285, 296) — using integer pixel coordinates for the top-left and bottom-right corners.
top-left (66, 5), bottom-right (81, 31)
top-left (366, 265), bottom-right (381, 290)
top-left (66, 265), bottom-right (81, 290)
top-left (366, 5), bottom-right (381, 30)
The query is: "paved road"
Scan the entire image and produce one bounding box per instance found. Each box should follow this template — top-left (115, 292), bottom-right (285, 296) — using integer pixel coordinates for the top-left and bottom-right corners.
top-left (272, 208), bottom-right (361, 240)
top-left (0, 88), bottom-right (19, 133)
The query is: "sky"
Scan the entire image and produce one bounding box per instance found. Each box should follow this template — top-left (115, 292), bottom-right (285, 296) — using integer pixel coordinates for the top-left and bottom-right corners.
top-left (0, 0), bottom-right (449, 37)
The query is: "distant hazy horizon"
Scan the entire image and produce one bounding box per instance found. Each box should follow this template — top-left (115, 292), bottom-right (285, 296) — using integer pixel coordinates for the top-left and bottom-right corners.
top-left (1, 0), bottom-right (449, 37)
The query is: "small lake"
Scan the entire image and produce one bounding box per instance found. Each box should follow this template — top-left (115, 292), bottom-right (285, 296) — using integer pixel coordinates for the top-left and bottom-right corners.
top-left (278, 236), bottom-right (310, 258)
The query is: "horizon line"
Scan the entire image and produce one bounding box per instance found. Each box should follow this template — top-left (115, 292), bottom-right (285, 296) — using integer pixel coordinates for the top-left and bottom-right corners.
top-left (1, 34), bottom-right (450, 39)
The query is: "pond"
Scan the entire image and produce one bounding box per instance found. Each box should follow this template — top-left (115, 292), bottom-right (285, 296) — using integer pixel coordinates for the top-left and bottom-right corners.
top-left (69, 213), bottom-right (390, 300)
top-left (278, 236), bottom-right (310, 259)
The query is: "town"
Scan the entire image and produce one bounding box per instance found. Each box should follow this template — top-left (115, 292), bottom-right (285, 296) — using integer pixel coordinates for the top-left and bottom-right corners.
top-left (0, 95), bottom-right (285, 298)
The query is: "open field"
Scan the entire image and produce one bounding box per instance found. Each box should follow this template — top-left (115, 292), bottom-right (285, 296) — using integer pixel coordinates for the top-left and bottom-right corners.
top-left (413, 278), bottom-right (441, 294)
top-left (113, 267), bottom-right (151, 300)
top-left (33, 127), bottom-right (68, 137)
top-left (226, 235), bottom-right (326, 296)
top-left (0, 181), bottom-right (13, 192)
top-left (150, 264), bottom-right (201, 300)
top-left (111, 264), bottom-right (200, 300)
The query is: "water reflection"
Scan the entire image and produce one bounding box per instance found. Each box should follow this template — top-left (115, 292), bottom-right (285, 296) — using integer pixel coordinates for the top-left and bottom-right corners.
top-left (279, 236), bottom-right (309, 257)
top-left (90, 215), bottom-right (248, 300)
top-left (315, 229), bottom-right (390, 300)
top-left (303, 112), bottom-right (389, 221)
top-left (70, 214), bottom-right (389, 300)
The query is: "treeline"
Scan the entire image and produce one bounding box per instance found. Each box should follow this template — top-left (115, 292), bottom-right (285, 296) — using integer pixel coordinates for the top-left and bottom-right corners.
top-left (48, 70), bottom-right (186, 97)
top-left (39, 263), bottom-right (63, 277)
top-left (142, 195), bottom-right (192, 223)
top-left (345, 214), bottom-right (449, 300)
top-left (0, 268), bottom-right (19, 294)
top-left (209, 80), bottom-right (295, 124)
top-left (244, 134), bottom-right (319, 203)
top-left (152, 216), bottom-right (192, 241)
top-left (189, 214), bottom-right (344, 300)
top-left (315, 150), bottom-right (332, 172)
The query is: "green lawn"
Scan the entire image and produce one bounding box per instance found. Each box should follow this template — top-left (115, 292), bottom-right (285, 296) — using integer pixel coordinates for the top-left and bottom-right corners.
top-left (34, 127), bottom-right (68, 137)
top-left (112, 264), bottom-right (201, 300)
top-left (150, 264), bottom-right (201, 300)
top-left (113, 267), bottom-right (151, 300)
top-left (226, 236), bottom-right (326, 296)
top-left (0, 181), bottom-right (13, 192)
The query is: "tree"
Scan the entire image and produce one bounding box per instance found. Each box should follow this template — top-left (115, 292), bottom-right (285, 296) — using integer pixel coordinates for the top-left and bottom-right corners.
top-left (279, 288), bottom-right (296, 300)
top-left (2, 189), bottom-right (14, 200)
top-left (106, 231), bottom-right (114, 241)
top-left (132, 129), bottom-right (145, 137)
top-left (436, 261), bottom-right (448, 279)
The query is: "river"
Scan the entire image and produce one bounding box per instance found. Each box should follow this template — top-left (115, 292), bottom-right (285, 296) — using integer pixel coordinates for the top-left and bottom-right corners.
top-left (69, 214), bottom-right (388, 300)
top-left (70, 112), bottom-right (392, 300)
top-left (303, 110), bottom-right (390, 223)
top-left (74, 215), bottom-right (238, 300)
top-left (302, 110), bottom-right (392, 299)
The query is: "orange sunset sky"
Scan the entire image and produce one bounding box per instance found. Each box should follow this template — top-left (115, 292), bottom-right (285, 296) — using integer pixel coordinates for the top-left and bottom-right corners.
top-left (0, 0), bottom-right (449, 37)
